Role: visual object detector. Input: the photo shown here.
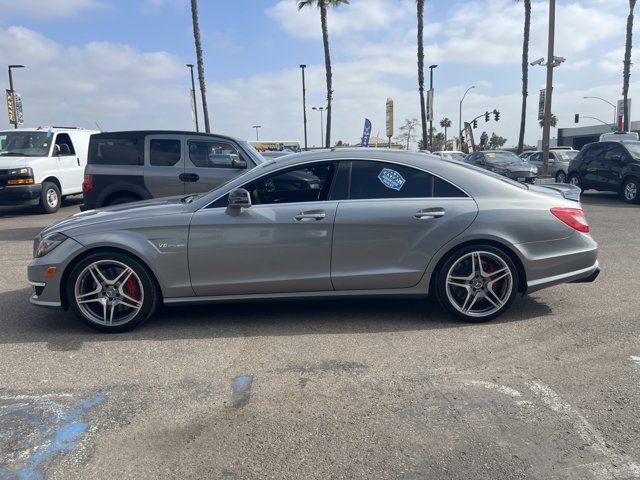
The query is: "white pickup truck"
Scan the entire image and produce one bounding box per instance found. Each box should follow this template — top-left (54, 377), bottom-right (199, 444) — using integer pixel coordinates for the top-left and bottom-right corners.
top-left (0, 127), bottom-right (98, 213)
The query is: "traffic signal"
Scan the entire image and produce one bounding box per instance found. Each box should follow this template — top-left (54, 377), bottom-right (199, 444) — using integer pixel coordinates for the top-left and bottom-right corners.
top-left (485, 111), bottom-right (490, 122)
top-left (493, 109), bottom-right (500, 121)
top-left (473, 119), bottom-right (478, 129)
top-left (461, 133), bottom-right (465, 143)
top-left (574, 113), bottom-right (579, 123)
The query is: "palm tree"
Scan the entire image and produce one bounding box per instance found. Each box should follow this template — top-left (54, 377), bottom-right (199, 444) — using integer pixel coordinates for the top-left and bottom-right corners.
top-left (539, 114), bottom-right (558, 128)
top-left (439, 117), bottom-right (452, 147)
top-left (623, 0), bottom-right (637, 132)
top-left (298, 0), bottom-right (349, 147)
top-left (416, 0), bottom-right (428, 150)
top-left (516, 0), bottom-right (531, 154)
top-left (190, 0), bottom-right (210, 133)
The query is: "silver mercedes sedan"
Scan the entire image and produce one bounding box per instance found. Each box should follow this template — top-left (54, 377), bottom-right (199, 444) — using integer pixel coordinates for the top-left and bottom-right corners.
top-left (28, 149), bottom-right (599, 332)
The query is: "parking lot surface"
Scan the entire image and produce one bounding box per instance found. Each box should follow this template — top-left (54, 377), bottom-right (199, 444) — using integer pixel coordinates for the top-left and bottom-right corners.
top-left (1, 193), bottom-right (639, 479)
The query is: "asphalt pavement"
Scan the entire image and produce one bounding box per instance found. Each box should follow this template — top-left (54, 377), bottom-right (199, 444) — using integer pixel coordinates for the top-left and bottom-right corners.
top-left (0, 192), bottom-right (639, 480)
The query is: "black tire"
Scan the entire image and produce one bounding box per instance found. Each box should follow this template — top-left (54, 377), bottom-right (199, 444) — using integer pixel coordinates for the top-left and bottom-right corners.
top-left (66, 251), bottom-right (159, 332)
top-left (555, 171), bottom-right (567, 183)
top-left (621, 177), bottom-right (640, 204)
top-left (567, 173), bottom-right (584, 192)
top-left (435, 244), bottom-right (520, 323)
top-left (107, 196), bottom-right (139, 207)
top-left (39, 181), bottom-right (61, 214)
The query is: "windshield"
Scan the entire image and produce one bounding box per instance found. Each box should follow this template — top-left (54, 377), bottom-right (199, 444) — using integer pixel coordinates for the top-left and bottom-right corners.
top-left (623, 142), bottom-right (640, 159)
top-left (239, 141), bottom-right (267, 165)
top-left (556, 151), bottom-right (578, 161)
top-left (442, 152), bottom-right (466, 161)
top-left (0, 131), bottom-right (53, 157)
top-left (484, 151), bottom-right (521, 164)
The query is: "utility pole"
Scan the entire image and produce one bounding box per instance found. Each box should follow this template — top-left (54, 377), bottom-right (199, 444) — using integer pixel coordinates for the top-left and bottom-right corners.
top-left (252, 125), bottom-right (261, 141)
top-left (300, 65), bottom-right (308, 151)
top-left (8, 65), bottom-right (25, 129)
top-left (429, 65), bottom-right (437, 150)
top-left (541, 0), bottom-right (556, 178)
top-left (186, 64), bottom-right (199, 132)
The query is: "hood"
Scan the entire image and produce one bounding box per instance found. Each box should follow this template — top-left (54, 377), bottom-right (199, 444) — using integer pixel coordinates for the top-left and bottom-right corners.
top-left (487, 160), bottom-right (536, 172)
top-left (41, 196), bottom-right (189, 236)
top-left (0, 156), bottom-right (39, 169)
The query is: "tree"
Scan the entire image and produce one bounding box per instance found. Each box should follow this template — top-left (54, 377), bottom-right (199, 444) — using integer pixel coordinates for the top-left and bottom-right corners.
top-left (416, 0), bottom-right (428, 149)
top-left (516, 0), bottom-right (531, 154)
top-left (190, 0), bottom-right (211, 133)
top-left (298, 0), bottom-right (349, 147)
top-left (395, 118), bottom-right (419, 149)
top-left (539, 114), bottom-right (558, 128)
top-left (488, 132), bottom-right (507, 149)
top-left (432, 132), bottom-right (446, 151)
top-left (623, 0), bottom-right (637, 132)
top-left (439, 117), bottom-right (452, 146)
top-left (480, 131), bottom-right (489, 149)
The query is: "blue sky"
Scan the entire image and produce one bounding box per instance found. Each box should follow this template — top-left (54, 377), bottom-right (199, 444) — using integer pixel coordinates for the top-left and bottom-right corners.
top-left (0, 0), bottom-right (637, 147)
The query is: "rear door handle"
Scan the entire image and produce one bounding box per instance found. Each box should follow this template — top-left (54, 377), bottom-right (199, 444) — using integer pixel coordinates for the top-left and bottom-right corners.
top-left (295, 210), bottom-right (326, 222)
top-left (414, 207), bottom-right (445, 219)
top-left (179, 173), bottom-right (199, 182)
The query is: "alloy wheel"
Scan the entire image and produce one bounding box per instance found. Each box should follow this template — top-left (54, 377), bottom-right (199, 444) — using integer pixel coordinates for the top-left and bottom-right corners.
top-left (624, 181), bottom-right (637, 201)
top-left (556, 171), bottom-right (566, 183)
top-left (568, 176), bottom-right (580, 187)
top-left (445, 251), bottom-right (513, 318)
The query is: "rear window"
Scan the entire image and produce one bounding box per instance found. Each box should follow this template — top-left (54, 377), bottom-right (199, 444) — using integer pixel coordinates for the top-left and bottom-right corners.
top-left (89, 133), bottom-right (143, 166)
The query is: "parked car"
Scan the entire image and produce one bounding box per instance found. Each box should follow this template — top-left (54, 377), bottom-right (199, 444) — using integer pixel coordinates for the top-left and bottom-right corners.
top-left (519, 151), bottom-right (535, 160)
top-left (464, 150), bottom-right (538, 183)
top-left (527, 149), bottom-right (579, 183)
top-left (567, 140), bottom-right (640, 203)
top-left (0, 127), bottom-right (98, 213)
top-left (81, 130), bottom-right (265, 210)
top-left (29, 149), bottom-right (598, 332)
top-left (432, 151), bottom-right (466, 161)
top-left (261, 150), bottom-right (293, 160)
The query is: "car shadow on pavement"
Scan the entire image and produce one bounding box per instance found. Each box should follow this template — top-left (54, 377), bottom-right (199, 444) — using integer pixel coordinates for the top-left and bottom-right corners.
top-left (0, 195), bottom-right (83, 218)
top-left (580, 191), bottom-right (637, 207)
top-left (0, 287), bottom-right (552, 350)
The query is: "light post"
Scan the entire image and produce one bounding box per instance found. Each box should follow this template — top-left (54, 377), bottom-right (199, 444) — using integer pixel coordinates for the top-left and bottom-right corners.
top-left (583, 96), bottom-right (617, 125)
top-left (312, 106), bottom-right (326, 148)
top-left (459, 85), bottom-right (475, 149)
top-left (186, 64), bottom-right (199, 132)
top-left (252, 125), bottom-right (261, 141)
top-left (300, 65), bottom-right (308, 151)
top-left (429, 64), bottom-right (438, 150)
top-left (8, 64), bottom-right (25, 129)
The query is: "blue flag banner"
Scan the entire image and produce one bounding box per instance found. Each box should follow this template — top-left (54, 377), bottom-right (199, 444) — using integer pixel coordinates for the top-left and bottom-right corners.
top-left (361, 118), bottom-right (372, 147)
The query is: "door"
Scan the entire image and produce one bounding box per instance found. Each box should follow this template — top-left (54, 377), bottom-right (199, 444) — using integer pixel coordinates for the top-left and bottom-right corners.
top-left (580, 144), bottom-right (606, 189)
top-left (184, 137), bottom-right (251, 194)
top-left (331, 160), bottom-right (478, 290)
top-left (528, 151), bottom-right (542, 171)
top-left (600, 143), bottom-right (628, 190)
top-left (53, 133), bottom-right (82, 194)
top-left (188, 161), bottom-right (338, 296)
top-left (143, 135), bottom-right (185, 198)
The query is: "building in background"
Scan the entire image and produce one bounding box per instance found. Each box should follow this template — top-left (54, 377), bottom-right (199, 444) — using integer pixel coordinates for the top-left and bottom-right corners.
top-left (557, 122), bottom-right (640, 150)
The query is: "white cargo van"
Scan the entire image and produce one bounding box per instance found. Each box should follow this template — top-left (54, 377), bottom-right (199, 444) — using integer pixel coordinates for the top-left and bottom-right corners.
top-left (599, 132), bottom-right (639, 142)
top-left (0, 127), bottom-right (98, 213)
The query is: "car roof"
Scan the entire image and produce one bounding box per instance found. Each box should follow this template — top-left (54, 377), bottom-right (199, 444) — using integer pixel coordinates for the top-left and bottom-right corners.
top-left (0, 127), bottom-right (99, 134)
top-left (89, 130), bottom-right (245, 143)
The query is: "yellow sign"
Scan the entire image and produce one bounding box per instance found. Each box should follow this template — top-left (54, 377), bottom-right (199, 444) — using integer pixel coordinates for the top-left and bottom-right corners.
top-left (6, 90), bottom-right (16, 125)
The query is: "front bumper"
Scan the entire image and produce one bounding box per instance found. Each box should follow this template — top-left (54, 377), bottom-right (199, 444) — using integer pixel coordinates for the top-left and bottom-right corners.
top-left (0, 184), bottom-right (42, 205)
top-left (505, 171), bottom-right (537, 183)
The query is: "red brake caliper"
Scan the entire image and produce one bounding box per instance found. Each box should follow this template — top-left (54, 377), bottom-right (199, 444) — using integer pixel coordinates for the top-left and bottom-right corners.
top-left (485, 261), bottom-right (499, 293)
top-left (124, 276), bottom-right (140, 300)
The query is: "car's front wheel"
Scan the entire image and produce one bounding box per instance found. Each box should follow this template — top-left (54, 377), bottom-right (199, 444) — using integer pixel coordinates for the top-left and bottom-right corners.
top-left (39, 181), bottom-right (61, 214)
top-left (567, 173), bottom-right (584, 192)
top-left (621, 177), bottom-right (640, 204)
top-left (555, 171), bottom-right (567, 183)
top-left (66, 252), bottom-right (159, 332)
top-left (436, 245), bottom-right (519, 322)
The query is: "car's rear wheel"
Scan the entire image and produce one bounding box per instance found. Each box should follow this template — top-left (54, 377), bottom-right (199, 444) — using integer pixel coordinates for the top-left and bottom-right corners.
top-left (555, 171), bottom-right (567, 183)
top-left (567, 173), bottom-right (584, 192)
top-left (39, 181), bottom-right (61, 214)
top-left (66, 252), bottom-right (158, 332)
top-left (436, 245), bottom-right (519, 323)
top-left (621, 177), bottom-right (639, 204)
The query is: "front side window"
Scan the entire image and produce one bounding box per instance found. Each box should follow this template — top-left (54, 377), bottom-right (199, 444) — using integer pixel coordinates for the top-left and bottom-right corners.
top-left (150, 139), bottom-right (181, 167)
top-left (55, 133), bottom-right (76, 156)
top-left (604, 144), bottom-right (626, 161)
top-left (188, 140), bottom-right (246, 169)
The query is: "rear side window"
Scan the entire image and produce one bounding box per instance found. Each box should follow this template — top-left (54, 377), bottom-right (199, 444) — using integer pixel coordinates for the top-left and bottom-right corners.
top-left (150, 139), bottom-right (181, 167)
top-left (89, 134), bottom-right (143, 165)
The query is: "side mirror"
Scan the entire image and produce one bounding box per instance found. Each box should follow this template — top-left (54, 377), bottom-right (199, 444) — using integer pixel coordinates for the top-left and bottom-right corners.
top-left (478, 158), bottom-right (486, 165)
top-left (232, 157), bottom-right (247, 169)
top-left (611, 154), bottom-right (624, 162)
top-left (228, 188), bottom-right (251, 209)
top-left (52, 144), bottom-right (60, 156)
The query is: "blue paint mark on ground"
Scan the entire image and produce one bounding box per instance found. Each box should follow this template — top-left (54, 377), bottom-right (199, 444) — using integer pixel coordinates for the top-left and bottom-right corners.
top-left (0, 393), bottom-right (105, 480)
top-left (231, 375), bottom-right (253, 408)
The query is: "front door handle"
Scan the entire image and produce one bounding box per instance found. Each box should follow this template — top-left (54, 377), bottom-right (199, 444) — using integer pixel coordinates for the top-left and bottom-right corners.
top-left (295, 210), bottom-right (326, 222)
top-left (414, 207), bottom-right (445, 219)
top-left (179, 173), bottom-right (199, 182)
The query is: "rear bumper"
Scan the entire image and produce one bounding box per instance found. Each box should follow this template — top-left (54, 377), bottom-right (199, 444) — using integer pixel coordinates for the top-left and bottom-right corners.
top-left (569, 264), bottom-right (600, 283)
top-left (0, 184), bottom-right (41, 205)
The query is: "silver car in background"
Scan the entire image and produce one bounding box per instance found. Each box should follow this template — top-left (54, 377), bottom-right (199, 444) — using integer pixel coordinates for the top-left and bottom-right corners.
top-left (528, 149), bottom-right (579, 183)
top-left (28, 149), bottom-right (599, 332)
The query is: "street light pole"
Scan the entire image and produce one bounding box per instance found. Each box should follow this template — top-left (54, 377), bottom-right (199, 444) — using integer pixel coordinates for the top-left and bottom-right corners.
top-left (459, 85), bottom-right (475, 149)
top-left (252, 125), bottom-right (261, 141)
top-left (300, 65), bottom-right (308, 151)
top-left (186, 64), bottom-right (199, 132)
top-left (540, 0), bottom-right (556, 178)
top-left (8, 65), bottom-right (25, 129)
top-left (583, 96), bottom-right (617, 125)
top-left (312, 107), bottom-right (326, 148)
top-left (429, 64), bottom-right (438, 150)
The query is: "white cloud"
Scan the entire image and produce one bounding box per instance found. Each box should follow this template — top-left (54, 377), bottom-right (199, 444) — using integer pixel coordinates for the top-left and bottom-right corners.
top-left (0, 0), bottom-right (108, 19)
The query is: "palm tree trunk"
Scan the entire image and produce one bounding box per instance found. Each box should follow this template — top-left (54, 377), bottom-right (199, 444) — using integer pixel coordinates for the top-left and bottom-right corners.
top-left (417, 0), bottom-right (428, 150)
top-left (444, 126), bottom-right (447, 147)
top-left (190, 0), bottom-right (211, 133)
top-left (517, 0), bottom-right (531, 154)
top-left (623, 0), bottom-right (636, 132)
top-left (320, 3), bottom-right (332, 148)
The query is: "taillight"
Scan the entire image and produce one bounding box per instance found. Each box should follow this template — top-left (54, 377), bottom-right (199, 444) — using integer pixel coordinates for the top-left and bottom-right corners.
top-left (82, 174), bottom-right (94, 193)
top-left (550, 207), bottom-right (589, 233)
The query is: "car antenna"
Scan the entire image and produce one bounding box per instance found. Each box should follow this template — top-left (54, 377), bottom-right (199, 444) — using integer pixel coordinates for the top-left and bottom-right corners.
top-left (95, 121), bottom-right (103, 132)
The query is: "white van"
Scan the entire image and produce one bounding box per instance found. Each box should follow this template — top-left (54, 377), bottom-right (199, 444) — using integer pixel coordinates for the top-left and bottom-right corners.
top-left (0, 127), bottom-right (98, 213)
top-left (599, 132), bottom-right (639, 142)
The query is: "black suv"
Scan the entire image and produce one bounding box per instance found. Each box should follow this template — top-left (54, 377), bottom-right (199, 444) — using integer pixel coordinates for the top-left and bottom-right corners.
top-left (82, 130), bottom-right (265, 210)
top-left (567, 140), bottom-right (640, 203)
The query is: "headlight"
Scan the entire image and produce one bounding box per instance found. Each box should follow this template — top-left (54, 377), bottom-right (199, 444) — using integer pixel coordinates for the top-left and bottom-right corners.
top-left (531, 166), bottom-right (538, 174)
top-left (34, 232), bottom-right (67, 258)
top-left (7, 167), bottom-right (34, 185)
